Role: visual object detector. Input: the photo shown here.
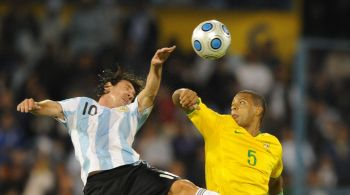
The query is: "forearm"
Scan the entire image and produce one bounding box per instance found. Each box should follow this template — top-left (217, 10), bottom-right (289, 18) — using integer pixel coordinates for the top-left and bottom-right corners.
top-left (137, 65), bottom-right (162, 112)
top-left (144, 65), bottom-right (162, 99)
top-left (269, 176), bottom-right (283, 195)
top-left (137, 46), bottom-right (175, 112)
top-left (31, 100), bottom-right (63, 119)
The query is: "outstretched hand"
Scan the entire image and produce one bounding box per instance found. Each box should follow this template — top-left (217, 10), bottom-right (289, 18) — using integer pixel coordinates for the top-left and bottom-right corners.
top-left (17, 98), bottom-right (41, 113)
top-left (151, 45), bottom-right (176, 67)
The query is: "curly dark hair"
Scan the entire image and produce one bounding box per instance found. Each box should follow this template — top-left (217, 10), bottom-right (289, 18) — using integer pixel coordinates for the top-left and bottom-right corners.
top-left (96, 66), bottom-right (145, 98)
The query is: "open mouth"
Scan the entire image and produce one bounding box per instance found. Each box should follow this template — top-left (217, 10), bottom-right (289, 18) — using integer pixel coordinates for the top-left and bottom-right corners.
top-left (232, 114), bottom-right (239, 119)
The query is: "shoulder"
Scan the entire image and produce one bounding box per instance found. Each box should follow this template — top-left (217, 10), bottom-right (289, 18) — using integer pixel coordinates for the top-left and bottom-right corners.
top-left (117, 96), bottom-right (147, 114)
top-left (59, 97), bottom-right (99, 111)
top-left (259, 133), bottom-right (283, 153)
top-left (80, 97), bottom-right (97, 102)
top-left (75, 97), bottom-right (100, 106)
top-left (259, 133), bottom-right (281, 144)
top-left (60, 96), bottom-right (94, 103)
top-left (127, 96), bottom-right (141, 111)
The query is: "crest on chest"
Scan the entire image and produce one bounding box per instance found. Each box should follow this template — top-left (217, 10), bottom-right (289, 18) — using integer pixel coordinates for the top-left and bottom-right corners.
top-left (263, 142), bottom-right (272, 153)
top-left (114, 106), bottom-right (129, 112)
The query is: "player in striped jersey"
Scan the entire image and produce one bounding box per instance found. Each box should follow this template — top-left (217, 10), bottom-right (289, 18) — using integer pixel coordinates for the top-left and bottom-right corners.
top-left (172, 88), bottom-right (284, 195)
top-left (17, 46), bottom-right (219, 195)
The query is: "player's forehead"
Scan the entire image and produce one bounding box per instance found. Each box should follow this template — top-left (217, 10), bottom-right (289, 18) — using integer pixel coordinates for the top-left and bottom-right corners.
top-left (117, 80), bottom-right (135, 91)
top-left (232, 93), bottom-right (253, 103)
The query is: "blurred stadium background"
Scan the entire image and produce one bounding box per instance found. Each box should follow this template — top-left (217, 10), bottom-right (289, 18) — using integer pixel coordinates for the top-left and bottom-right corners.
top-left (0, 0), bottom-right (349, 194)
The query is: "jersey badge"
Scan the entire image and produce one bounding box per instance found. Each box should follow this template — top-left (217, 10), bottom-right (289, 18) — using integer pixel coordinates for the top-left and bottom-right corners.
top-left (115, 106), bottom-right (129, 112)
top-left (263, 143), bottom-right (271, 153)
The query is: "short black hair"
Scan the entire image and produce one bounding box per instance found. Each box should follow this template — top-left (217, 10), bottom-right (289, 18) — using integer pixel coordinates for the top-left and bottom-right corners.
top-left (96, 66), bottom-right (144, 98)
top-left (237, 90), bottom-right (267, 121)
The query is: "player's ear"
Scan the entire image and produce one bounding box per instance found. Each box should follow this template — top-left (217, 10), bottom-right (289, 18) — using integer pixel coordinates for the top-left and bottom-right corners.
top-left (104, 82), bottom-right (113, 93)
top-left (255, 106), bottom-right (263, 116)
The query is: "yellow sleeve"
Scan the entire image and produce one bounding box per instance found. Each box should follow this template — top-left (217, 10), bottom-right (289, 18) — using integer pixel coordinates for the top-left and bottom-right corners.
top-left (271, 147), bottom-right (283, 178)
top-left (187, 99), bottom-right (220, 138)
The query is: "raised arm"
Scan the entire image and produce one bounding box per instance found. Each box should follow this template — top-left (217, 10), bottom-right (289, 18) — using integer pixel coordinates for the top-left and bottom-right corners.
top-left (17, 98), bottom-right (64, 120)
top-left (173, 88), bottom-right (223, 138)
top-left (172, 88), bottom-right (200, 113)
top-left (137, 46), bottom-right (176, 113)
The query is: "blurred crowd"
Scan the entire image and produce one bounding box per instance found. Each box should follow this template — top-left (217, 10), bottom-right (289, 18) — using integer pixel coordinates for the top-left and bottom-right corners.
top-left (0, 1), bottom-right (349, 195)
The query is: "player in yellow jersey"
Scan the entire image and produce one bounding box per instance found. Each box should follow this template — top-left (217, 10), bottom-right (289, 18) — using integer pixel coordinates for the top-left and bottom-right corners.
top-left (172, 88), bottom-right (283, 195)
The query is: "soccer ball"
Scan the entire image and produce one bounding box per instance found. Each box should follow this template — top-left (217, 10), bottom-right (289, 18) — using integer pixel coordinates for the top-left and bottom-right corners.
top-left (191, 20), bottom-right (231, 60)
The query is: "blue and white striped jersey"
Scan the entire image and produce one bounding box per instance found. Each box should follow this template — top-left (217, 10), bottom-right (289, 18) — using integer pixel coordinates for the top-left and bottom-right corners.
top-left (57, 96), bottom-right (152, 185)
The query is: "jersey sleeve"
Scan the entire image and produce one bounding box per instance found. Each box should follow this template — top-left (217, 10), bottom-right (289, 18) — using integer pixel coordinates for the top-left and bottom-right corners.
top-left (187, 99), bottom-right (220, 138)
top-left (270, 143), bottom-right (283, 178)
top-left (57, 97), bottom-right (81, 127)
top-left (129, 96), bottom-right (153, 130)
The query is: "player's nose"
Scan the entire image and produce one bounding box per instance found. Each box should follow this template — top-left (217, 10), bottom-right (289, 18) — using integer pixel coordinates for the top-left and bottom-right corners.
top-left (231, 104), bottom-right (237, 111)
top-left (127, 93), bottom-right (134, 101)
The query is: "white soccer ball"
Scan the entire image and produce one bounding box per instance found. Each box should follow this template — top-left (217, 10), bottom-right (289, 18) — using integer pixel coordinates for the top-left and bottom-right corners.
top-left (191, 20), bottom-right (231, 60)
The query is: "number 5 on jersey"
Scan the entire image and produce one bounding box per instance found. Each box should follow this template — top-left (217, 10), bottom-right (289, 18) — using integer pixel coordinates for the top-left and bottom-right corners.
top-left (247, 149), bottom-right (257, 166)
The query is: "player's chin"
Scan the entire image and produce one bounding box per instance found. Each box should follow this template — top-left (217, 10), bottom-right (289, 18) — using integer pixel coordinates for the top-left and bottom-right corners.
top-left (232, 115), bottom-right (238, 121)
top-left (233, 117), bottom-right (242, 125)
top-left (120, 99), bottom-right (129, 105)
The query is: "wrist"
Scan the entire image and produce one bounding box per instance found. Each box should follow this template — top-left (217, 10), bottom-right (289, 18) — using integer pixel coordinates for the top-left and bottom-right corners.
top-left (151, 62), bottom-right (163, 67)
top-left (185, 98), bottom-right (200, 115)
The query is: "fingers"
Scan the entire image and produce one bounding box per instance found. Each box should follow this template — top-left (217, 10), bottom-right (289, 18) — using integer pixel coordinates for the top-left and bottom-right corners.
top-left (151, 45), bottom-right (176, 66)
top-left (160, 45), bottom-right (176, 53)
top-left (16, 98), bottom-right (39, 113)
top-left (33, 102), bottom-right (41, 110)
top-left (179, 90), bottom-right (199, 110)
top-left (17, 99), bottom-right (29, 113)
top-left (167, 45), bottom-right (176, 52)
top-left (16, 100), bottom-right (25, 112)
top-left (157, 45), bottom-right (176, 55)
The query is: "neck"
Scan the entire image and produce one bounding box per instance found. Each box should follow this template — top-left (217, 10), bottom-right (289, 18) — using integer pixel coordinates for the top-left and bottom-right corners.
top-left (98, 94), bottom-right (114, 108)
top-left (245, 120), bottom-right (261, 137)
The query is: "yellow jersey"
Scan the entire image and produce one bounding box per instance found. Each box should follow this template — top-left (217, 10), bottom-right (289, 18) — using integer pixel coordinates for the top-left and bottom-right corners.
top-left (188, 101), bottom-right (283, 195)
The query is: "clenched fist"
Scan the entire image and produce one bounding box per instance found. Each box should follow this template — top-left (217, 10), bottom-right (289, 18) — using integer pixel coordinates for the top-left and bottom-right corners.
top-left (17, 98), bottom-right (41, 113)
top-left (172, 88), bottom-right (200, 111)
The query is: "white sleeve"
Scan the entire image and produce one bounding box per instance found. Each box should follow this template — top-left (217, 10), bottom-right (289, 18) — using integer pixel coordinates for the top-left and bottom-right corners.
top-left (57, 97), bottom-right (81, 125)
top-left (128, 96), bottom-right (153, 130)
